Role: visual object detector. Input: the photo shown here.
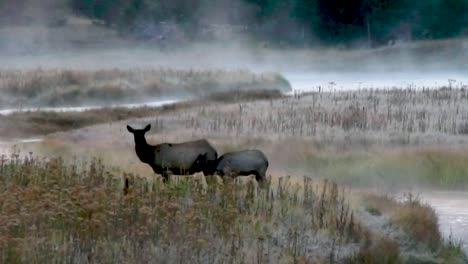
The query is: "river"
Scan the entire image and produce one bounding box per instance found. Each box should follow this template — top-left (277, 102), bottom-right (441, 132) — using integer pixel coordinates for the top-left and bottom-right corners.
top-left (0, 99), bottom-right (179, 116)
top-left (421, 192), bottom-right (468, 252)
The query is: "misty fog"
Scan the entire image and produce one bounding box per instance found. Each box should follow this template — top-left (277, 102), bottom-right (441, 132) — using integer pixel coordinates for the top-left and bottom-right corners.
top-left (2, 42), bottom-right (468, 99)
top-left (1, 0), bottom-right (467, 101)
top-left (1, 0), bottom-right (468, 259)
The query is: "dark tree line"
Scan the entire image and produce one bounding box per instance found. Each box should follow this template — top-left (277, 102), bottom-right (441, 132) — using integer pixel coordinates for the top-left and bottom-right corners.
top-left (2, 0), bottom-right (467, 47)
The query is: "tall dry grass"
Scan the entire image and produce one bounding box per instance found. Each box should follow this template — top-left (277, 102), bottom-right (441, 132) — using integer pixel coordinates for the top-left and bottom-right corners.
top-left (1, 153), bottom-right (464, 263)
top-left (165, 88), bottom-right (468, 145)
top-left (0, 154), bottom-right (366, 263)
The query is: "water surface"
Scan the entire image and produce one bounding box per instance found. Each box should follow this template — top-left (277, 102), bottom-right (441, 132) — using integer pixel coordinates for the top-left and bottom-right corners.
top-left (0, 99), bottom-right (179, 116)
top-left (421, 192), bottom-right (468, 252)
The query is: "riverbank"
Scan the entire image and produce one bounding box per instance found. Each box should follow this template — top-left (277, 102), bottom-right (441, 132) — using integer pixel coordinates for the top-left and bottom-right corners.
top-left (0, 89), bottom-right (283, 138)
top-left (0, 67), bottom-right (290, 110)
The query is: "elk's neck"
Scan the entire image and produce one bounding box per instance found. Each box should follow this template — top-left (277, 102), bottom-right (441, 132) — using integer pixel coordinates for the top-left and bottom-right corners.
top-left (134, 136), bottom-right (154, 162)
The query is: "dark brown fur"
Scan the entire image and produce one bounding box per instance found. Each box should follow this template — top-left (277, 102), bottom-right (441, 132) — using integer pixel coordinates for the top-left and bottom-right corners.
top-left (127, 124), bottom-right (217, 181)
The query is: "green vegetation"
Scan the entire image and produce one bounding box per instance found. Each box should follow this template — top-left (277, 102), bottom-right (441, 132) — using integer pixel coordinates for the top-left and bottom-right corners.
top-left (299, 148), bottom-right (468, 190)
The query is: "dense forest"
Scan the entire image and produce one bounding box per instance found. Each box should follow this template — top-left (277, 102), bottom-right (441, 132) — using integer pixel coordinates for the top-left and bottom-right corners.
top-left (1, 0), bottom-right (468, 47)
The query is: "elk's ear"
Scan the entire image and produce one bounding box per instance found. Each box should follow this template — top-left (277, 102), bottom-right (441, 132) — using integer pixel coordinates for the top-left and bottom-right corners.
top-left (127, 125), bottom-right (134, 133)
top-left (144, 124), bottom-right (151, 132)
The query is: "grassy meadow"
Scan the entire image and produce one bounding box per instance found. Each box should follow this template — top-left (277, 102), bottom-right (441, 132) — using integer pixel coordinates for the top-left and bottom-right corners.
top-left (1, 155), bottom-right (362, 263)
top-left (1, 69), bottom-right (468, 263)
top-left (0, 155), bottom-right (464, 263)
top-left (18, 87), bottom-right (468, 189)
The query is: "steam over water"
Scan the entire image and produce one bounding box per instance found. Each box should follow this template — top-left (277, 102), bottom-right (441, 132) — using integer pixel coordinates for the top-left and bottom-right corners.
top-left (285, 72), bottom-right (468, 93)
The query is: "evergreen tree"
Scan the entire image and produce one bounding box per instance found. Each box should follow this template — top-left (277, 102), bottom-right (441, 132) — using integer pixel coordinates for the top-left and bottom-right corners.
top-left (64, 0), bottom-right (468, 46)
